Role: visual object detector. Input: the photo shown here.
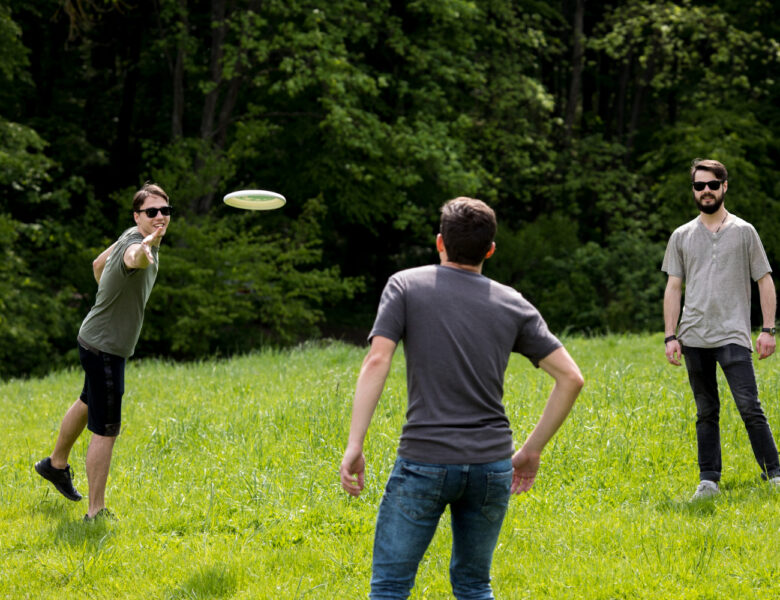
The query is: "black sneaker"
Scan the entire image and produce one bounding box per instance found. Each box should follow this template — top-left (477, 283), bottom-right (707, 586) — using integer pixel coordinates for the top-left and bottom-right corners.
top-left (84, 508), bottom-right (116, 522)
top-left (35, 457), bottom-right (82, 501)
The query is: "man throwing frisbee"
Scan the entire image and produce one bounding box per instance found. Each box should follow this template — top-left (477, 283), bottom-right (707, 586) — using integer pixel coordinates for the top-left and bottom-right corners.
top-left (340, 197), bottom-right (583, 599)
top-left (35, 182), bottom-right (172, 520)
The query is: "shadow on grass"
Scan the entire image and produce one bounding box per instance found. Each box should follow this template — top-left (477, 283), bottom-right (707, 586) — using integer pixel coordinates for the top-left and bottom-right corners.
top-left (167, 565), bottom-right (238, 599)
top-left (31, 493), bottom-right (116, 548)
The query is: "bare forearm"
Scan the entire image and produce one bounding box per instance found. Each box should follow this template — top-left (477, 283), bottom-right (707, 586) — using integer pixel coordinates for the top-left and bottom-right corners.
top-left (123, 243), bottom-right (153, 270)
top-left (758, 275), bottom-right (777, 328)
top-left (520, 376), bottom-right (581, 455)
top-left (346, 340), bottom-right (395, 449)
top-left (663, 279), bottom-right (682, 335)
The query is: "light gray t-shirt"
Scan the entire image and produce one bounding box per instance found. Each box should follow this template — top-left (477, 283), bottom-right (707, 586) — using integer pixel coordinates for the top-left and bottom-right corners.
top-left (79, 227), bottom-right (159, 358)
top-left (661, 215), bottom-right (771, 349)
top-left (370, 264), bottom-right (562, 464)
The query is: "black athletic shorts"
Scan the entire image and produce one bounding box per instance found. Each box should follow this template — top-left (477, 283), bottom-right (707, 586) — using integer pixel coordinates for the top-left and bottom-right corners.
top-left (78, 340), bottom-right (126, 437)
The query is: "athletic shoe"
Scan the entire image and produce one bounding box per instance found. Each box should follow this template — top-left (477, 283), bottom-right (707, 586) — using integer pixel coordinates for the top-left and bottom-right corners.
top-left (84, 508), bottom-right (117, 522)
top-left (691, 480), bottom-right (719, 501)
top-left (35, 457), bottom-right (82, 501)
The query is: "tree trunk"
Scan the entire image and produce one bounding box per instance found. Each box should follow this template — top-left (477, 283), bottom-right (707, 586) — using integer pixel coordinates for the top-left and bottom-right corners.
top-left (565, 0), bottom-right (585, 138)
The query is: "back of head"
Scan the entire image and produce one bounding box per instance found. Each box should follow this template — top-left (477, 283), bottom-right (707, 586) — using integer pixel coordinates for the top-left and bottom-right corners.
top-left (440, 197), bottom-right (497, 266)
top-left (132, 182), bottom-right (169, 211)
top-left (690, 158), bottom-right (728, 182)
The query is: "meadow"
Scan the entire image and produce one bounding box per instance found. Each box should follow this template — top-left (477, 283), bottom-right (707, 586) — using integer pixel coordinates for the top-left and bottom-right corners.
top-left (2, 334), bottom-right (780, 599)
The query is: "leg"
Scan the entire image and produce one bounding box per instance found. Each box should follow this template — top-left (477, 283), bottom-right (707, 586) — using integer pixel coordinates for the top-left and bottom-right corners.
top-left (370, 458), bottom-right (448, 600)
top-left (718, 344), bottom-right (780, 478)
top-left (449, 459), bottom-right (513, 600)
top-left (86, 433), bottom-right (118, 517)
top-left (50, 399), bottom-right (88, 469)
top-left (683, 346), bottom-right (721, 482)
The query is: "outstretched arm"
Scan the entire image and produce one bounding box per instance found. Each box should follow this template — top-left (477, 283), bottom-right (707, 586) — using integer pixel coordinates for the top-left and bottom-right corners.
top-left (511, 346), bottom-right (583, 494)
top-left (340, 335), bottom-right (397, 497)
top-left (664, 275), bottom-right (683, 366)
top-left (124, 227), bottom-right (165, 269)
top-left (756, 273), bottom-right (777, 360)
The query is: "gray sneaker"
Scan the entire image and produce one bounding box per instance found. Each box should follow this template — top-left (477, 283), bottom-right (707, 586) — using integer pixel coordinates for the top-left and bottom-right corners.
top-left (35, 457), bottom-right (82, 501)
top-left (691, 480), bottom-right (719, 501)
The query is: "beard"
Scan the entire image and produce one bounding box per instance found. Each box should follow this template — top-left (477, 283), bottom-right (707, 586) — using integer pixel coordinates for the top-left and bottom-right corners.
top-left (695, 192), bottom-right (725, 214)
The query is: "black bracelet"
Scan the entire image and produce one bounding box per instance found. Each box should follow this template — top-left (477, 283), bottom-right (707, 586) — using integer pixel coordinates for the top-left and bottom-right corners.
top-left (664, 335), bottom-right (677, 344)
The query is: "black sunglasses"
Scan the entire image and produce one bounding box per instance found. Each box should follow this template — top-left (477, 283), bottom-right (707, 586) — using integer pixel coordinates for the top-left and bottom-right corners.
top-left (135, 206), bottom-right (173, 217)
top-left (692, 180), bottom-right (722, 192)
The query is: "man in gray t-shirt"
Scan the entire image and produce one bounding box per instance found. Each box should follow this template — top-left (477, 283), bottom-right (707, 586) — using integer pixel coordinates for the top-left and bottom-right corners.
top-left (35, 183), bottom-right (172, 521)
top-left (662, 158), bottom-right (779, 501)
top-left (340, 197), bottom-right (583, 599)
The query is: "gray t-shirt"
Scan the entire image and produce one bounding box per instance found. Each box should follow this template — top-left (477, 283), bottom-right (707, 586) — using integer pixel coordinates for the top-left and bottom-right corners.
top-left (370, 264), bottom-right (562, 464)
top-left (79, 227), bottom-right (159, 357)
top-left (661, 215), bottom-right (771, 349)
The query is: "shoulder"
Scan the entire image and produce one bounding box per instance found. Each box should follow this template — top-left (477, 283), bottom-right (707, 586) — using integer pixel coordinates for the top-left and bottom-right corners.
top-left (388, 265), bottom-right (437, 285)
top-left (729, 215), bottom-right (758, 233)
top-left (118, 227), bottom-right (143, 247)
top-left (671, 217), bottom-right (699, 237)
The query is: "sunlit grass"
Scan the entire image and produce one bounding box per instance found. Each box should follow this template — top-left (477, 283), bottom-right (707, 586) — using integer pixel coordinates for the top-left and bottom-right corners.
top-left (2, 335), bottom-right (779, 598)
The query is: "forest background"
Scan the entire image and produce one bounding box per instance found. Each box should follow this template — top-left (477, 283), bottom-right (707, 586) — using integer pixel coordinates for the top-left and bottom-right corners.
top-left (1, 0), bottom-right (778, 378)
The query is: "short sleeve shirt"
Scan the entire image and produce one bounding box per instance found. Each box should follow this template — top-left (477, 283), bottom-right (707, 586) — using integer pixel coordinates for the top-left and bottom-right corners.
top-left (79, 227), bottom-right (159, 357)
top-left (370, 264), bottom-right (562, 464)
top-left (661, 215), bottom-right (771, 349)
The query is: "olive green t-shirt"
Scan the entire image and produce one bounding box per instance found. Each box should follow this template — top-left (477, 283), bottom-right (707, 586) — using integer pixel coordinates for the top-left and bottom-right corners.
top-left (78, 227), bottom-right (159, 358)
top-left (661, 215), bottom-right (771, 349)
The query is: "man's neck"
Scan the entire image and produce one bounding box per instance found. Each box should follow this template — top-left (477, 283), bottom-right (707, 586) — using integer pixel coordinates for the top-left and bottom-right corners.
top-left (699, 207), bottom-right (729, 231)
top-left (440, 260), bottom-right (483, 274)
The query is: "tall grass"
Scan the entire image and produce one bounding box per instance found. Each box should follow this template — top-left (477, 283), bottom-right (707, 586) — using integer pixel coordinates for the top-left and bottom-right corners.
top-left (2, 335), bottom-right (779, 598)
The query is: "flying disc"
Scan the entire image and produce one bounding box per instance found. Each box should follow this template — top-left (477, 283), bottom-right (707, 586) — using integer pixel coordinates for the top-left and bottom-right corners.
top-left (223, 190), bottom-right (286, 210)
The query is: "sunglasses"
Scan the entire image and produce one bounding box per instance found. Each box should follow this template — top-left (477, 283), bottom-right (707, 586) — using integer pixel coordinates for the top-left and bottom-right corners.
top-left (135, 206), bottom-right (173, 218)
top-left (692, 180), bottom-right (722, 192)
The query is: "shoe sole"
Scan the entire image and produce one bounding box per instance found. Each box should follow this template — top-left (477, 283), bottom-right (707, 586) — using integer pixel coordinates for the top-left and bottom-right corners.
top-left (35, 461), bottom-right (83, 502)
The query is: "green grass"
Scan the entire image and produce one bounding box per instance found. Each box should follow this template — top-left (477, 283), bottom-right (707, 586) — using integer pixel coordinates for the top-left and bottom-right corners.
top-left (3, 334), bottom-right (780, 599)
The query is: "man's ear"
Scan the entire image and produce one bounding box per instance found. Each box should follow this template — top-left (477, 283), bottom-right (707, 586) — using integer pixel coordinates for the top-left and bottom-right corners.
top-left (485, 242), bottom-right (496, 259)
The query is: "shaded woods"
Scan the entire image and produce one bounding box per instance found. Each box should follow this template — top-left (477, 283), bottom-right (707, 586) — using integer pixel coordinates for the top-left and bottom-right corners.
top-left (1, 0), bottom-right (778, 376)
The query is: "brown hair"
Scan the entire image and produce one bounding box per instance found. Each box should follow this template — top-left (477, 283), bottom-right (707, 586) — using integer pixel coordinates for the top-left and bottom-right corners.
top-left (690, 158), bottom-right (728, 182)
top-left (132, 182), bottom-right (169, 211)
top-left (439, 197), bottom-right (497, 266)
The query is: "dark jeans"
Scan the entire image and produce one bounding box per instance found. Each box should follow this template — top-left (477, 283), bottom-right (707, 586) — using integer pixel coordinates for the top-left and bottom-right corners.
top-left (683, 344), bottom-right (780, 482)
top-left (370, 457), bottom-right (513, 600)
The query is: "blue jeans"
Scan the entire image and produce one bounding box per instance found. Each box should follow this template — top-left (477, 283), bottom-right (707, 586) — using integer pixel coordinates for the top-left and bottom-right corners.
top-left (683, 344), bottom-right (780, 481)
top-left (370, 457), bottom-right (513, 600)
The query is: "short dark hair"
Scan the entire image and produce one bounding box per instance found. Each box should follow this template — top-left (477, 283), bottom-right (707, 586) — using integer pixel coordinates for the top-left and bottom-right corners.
top-left (690, 158), bottom-right (728, 182)
top-left (439, 197), bottom-right (497, 266)
top-left (132, 182), bottom-right (169, 211)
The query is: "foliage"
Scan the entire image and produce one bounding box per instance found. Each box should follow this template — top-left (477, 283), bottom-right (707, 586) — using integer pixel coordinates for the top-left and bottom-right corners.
top-left (0, 0), bottom-right (778, 375)
top-left (0, 215), bottom-right (82, 378)
top-left (139, 198), bottom-right (364, 359)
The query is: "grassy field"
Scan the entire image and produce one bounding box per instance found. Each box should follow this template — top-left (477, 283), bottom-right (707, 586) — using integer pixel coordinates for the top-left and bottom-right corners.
top-left (3, 334), bottom-right (780, 599)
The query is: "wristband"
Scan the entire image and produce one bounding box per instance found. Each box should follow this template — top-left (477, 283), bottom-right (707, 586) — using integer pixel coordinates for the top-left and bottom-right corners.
top-left (664, 335), bottom-right (677, 344)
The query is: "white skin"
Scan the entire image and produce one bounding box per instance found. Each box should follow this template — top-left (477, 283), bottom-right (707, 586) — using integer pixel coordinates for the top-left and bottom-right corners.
top-left (664, 169), bottom-right (776, 365)
top-left (339, 234), bottom-right (584, 497)
top-left (50, 194), bottom-right (171, 517)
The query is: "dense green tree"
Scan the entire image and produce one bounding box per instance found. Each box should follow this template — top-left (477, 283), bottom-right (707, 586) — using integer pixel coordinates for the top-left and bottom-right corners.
top-left (0, 0), bottom-right (777, 375)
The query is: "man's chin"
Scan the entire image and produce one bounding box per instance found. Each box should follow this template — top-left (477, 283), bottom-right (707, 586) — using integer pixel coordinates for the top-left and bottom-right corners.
top-left (696, 199), bottom-right (723, 214)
